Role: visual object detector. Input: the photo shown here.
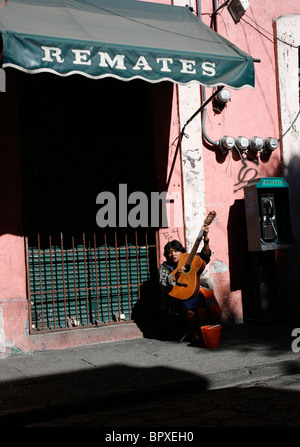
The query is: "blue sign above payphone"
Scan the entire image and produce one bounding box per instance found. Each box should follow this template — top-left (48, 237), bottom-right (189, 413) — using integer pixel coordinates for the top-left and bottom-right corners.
top-left (257, 177), bottom-right (288, 188)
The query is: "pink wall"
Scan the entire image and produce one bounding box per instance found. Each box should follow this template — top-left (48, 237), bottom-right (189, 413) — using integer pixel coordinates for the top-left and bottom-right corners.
top-left (150, 81), bottom-right (186, 264)
top-left (1, 0), bottom-right (299, 356)
top-left (146, 0), bottom-right (300, 321)
top-left (200, 0), bottom-right (300, 320)
top-left (0, 71), bottom-right (28, 355)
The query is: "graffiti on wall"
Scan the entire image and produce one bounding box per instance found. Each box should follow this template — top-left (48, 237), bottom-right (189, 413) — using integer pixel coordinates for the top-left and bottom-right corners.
top-left (234, 157), bottom-right (259, 193)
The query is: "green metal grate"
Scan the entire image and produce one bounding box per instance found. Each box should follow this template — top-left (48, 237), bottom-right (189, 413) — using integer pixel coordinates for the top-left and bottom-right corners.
top-left (27, 232), bottom-right (157, 333)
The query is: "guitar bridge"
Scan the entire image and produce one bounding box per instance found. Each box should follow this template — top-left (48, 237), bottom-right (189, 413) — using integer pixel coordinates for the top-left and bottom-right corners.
top-left (175, 281), bottom-right (188, 287)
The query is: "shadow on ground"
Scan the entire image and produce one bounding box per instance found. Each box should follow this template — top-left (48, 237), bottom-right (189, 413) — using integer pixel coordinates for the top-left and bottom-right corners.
top-left (0, 355), bottom-right (299, 427)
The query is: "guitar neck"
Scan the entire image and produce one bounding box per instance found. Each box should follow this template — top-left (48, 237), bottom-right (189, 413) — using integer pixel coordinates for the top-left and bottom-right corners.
top-left (186, 227), bottom-right (205, 266)
top-left (184, 211), bottom-right (216, 267)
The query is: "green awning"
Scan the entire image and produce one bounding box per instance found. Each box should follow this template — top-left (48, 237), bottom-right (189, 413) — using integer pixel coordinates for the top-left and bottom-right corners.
top-left (0, 0), bottom-right (255, 89)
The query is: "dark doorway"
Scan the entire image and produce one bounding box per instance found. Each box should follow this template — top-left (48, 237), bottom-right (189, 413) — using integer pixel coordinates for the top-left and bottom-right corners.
top-left (17, 72), bottom-right (161, 331)
top-left (18, 72), bottom-right (157, 238)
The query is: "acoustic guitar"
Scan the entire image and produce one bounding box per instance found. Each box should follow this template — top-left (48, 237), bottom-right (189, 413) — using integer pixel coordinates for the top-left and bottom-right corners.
top-left (168, 211), bottom-right (216, 300)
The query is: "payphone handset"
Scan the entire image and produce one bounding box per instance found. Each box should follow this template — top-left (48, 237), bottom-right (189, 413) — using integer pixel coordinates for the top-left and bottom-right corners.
top-left (260, 193), bottom-right (278, 242)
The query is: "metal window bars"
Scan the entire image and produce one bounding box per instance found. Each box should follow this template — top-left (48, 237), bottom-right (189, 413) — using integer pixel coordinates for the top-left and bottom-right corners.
top-left (26, 231), bottom-right (159, 333)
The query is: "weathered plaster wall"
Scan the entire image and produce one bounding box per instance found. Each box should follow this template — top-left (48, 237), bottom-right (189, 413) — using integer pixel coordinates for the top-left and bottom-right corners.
top-left (153, 82), bottom-right (186, 264)
top-left (173, 0), bottom-right (207, 253)
top-left (0, 71), bottom-right (28, 356)
top-left (276, 15), bottom-right (300, 314)
top-left (155, 0), bottom-right (300, 321)
top-left (182, 0), bottom-right (300, 321)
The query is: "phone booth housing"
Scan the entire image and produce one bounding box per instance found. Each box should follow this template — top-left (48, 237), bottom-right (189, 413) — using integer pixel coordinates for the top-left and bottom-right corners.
top-left (242, 177), bottom-right (293, 322)
top-left (243, 177), bottom-right (293, 252)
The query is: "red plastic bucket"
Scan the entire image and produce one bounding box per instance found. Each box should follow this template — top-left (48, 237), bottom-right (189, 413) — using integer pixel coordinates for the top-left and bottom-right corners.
top-left (201, 324), bottom-right (222, 348)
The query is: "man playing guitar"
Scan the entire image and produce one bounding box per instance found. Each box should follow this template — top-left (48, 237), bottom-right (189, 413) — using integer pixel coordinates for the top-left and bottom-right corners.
top-left (158, 221), bottom-right (221, 346)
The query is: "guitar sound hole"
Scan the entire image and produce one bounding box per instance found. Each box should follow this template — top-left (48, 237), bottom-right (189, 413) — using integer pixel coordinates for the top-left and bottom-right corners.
top-left (184, 265), bottom-right (191, 273)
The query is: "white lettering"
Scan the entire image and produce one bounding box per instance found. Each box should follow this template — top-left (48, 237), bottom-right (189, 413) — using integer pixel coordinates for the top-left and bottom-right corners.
top-left (72, 49), bottom-right (91, 65)
top-left (150, 191), bottom-right (182, 228)
top-left (96, 185), bottom-right (184, 229)
top-left (166, 191), bottom-right (183, 228)
top-left (291, 328), bottom-right (300, 353)
top-left (0, 68), bottom-right (6, 92)
top-left (180, 59), bottom-right (196, 74)
top-left (105, 431), bottom-right (139, 444)
top-left (151, 191), bottom-right (168, 228)
top-left (132, 56), bottom-right (152, 71)
top-left (40, 45), bottom-right (219, 80)
top-left (119, 183), bottom-right (128, 227)
top-left (156, 57), bottom-right (173, 72)
top-left (149, 432), bottom-right (194, 442)
top-left (41, 46), bottom-right (64, 63)
top-left (98, 52), bottom-right (126, 70)
top-left (202, 61), bottom-right (216, 76)
top-left (128, 191), bottom-right (148, 227)
top-left (96, 192), bottom-right (116, 227)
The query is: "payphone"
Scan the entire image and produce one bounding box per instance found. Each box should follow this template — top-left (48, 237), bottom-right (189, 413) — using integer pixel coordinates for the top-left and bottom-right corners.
top-left (260, 193), bottom-right (277, 242)
top-left (244, 177), bottom-right (293, 251)
top-left (242, 178), bottom-right (293, 321)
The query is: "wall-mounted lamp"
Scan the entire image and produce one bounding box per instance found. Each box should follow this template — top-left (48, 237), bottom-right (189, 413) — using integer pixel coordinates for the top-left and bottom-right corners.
top-left (227, 0), bottom-right (250, 24)
top-left (216, 89), bottom-right (231, 104)
top-left (212, 88), bottom-right (231, 114)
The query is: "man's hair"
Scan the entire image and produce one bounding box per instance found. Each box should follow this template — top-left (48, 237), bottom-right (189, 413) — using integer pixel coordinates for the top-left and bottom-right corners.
top-left (163, 240), bottom-right (186, 258)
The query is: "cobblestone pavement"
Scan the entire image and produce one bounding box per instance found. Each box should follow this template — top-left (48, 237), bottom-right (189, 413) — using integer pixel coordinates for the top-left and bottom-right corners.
top-left (21, 374), bottom-right (300, 428)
